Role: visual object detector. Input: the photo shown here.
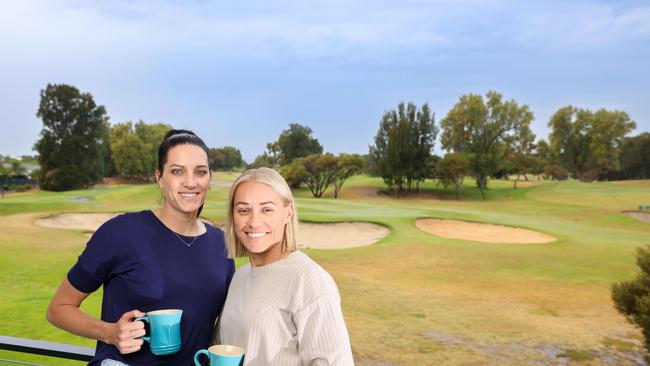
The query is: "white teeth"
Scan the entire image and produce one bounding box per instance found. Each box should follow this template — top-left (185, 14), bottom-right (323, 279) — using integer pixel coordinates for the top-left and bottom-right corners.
top-left (247, 232), bottom-right (266, 238)
top-left (179, 193), bottom-right (199, 199)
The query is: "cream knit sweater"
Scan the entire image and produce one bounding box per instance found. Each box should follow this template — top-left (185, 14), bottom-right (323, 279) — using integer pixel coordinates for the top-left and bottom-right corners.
top-left (219, 251), bottom-right (354, 366)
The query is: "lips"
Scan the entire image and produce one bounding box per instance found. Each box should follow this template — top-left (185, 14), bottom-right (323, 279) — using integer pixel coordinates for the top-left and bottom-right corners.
top-left (179, 192), bottom-right (200, 199)
top-left (246, 232), bottom-right (267, 238)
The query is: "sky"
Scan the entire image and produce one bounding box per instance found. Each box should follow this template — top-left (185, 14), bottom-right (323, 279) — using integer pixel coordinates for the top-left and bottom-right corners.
top-left (1, 0), bottom-right (649, 162)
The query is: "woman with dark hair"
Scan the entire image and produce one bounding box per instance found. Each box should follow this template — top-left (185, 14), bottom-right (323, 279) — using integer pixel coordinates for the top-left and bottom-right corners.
top-left (46, 129), bottom-right (234, 366)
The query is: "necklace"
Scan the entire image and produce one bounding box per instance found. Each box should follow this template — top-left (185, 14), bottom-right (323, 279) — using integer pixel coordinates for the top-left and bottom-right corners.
top-left (172, 230), bottom-right (198, 247)
top-left (152, 209), bottom-right (199, 247)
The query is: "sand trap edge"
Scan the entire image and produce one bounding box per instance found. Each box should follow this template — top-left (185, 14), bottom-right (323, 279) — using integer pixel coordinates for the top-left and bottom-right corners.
top-left (415, 218), bottom-right (557, 244)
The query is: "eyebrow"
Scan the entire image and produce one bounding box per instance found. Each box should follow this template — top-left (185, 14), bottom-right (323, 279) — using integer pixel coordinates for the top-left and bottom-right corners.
top-left (234, 201), bottom-right (277, 206)
top-left (168, 164), bottom-right (209, 169)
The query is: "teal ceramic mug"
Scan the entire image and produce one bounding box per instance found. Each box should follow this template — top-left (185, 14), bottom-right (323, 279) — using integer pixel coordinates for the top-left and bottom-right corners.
top-left (194, 345), bottom-right (245, 366)
top-left (134, 309), bottom-right (183, 355)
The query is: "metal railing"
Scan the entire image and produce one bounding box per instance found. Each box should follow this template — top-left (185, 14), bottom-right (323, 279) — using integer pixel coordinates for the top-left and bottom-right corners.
top-left (0, 335), bottom-right (94, 365)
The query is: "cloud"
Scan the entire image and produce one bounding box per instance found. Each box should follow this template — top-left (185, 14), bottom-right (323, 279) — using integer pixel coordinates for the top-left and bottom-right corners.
top-left (512, 2), bottom-right (650, 48)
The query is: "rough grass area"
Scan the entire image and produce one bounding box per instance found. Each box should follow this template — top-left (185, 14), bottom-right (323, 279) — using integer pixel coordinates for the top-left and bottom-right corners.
top-left (1, 174), bottom-right (649, 365)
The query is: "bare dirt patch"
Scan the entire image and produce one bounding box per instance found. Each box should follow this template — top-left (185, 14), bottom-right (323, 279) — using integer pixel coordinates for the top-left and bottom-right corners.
top-left (623, 211), bottom-right (650, 224)
top-left (34, 213), bottom-right (391, 249)
top-left (415, 218), bottom-right (556, 244)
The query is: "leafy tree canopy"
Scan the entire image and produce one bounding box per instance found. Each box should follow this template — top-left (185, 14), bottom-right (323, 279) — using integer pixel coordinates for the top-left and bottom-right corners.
top-left (34, 83), bottom-right (110, 191)
top-left (369, 102), bottom-right (437, 193)
top-left (109, 120), bottom-right (171, 180)
top-left (440, 91), bottom-right (533, 193)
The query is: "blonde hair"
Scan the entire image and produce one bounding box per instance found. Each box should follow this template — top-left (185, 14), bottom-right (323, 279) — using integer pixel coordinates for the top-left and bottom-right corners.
top-left (225, 167), bottom-right (299, 258)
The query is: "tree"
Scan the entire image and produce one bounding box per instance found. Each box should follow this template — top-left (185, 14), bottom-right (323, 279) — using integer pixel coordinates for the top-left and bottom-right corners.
top-left (507, 120), bottom-right (536, 189)
top-left (436, 153), bottom-right (470, 199)
top-left (547, 106), bottom-right (590, 179)
top-left (0, 162), bottom-right (9, 179)
top-left (303, 153), bottom-right (338, 198)
top-left (588, 109), bottom-right (636, 179)
top-left (34, 84), bottom-right (110, 191)
top-left (440, 91), bottom-right (533, 198)
top-left (333, 153), bottom-right (365, 198)
top-left (619, 133), bottom-right (650, 180)
top-left (612, 245), bottom-right (650, 355)
top-left (548, 106), bottom-right (635, 180)
top-left (109, 120), bottom-right (171, 180)
top-left (534, 139), bottom-right (552, 178)
top-left (248, 153), bottom-right (277, 169)
top-left (369, 102), bottom-right (437, 193)
top-left (7, 158), bottom-right (27, 176)
top-left (542, 164), bottom-right (569, 181)
top-left (209, 146), bottom-right (244, 171)
top-left (275, 124), bottom-right (323, 166)
top-left (279, 158), bottom-right (309, 189)
top-left (110, 123), bottom-right (147, 178)
top-left (208, 148), bottom-right (226, 171)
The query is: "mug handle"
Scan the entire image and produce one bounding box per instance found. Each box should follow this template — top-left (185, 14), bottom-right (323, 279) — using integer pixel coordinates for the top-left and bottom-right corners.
top-left (134, 316), bottom-right (151, 343)
top-left (194, 349), bottom-right (210, 366)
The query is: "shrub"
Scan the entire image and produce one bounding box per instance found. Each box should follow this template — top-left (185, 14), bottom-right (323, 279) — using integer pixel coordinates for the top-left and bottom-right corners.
top-left (10, 184), bottom-right (31, 192)
top-left (612, 245), bottom-right (650, 354)
top-left (542, 164), bottom-right (568, 181)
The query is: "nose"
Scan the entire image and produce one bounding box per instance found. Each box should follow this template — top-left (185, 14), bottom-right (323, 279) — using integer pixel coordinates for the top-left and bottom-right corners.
top-left (246, 209), bottom-right (261, 228)
top-left (183, 173), bottom-right (197, 187)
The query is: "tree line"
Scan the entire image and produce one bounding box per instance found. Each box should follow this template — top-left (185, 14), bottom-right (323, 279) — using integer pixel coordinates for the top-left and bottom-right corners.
top-left (33, 84), bottom-right (244, 191)
top-left (368, 91), bottom-right (645, 199)
top-left (31, 83), bottom-right (648, 197)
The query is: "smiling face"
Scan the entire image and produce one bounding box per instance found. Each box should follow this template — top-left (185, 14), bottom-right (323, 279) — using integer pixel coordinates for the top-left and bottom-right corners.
top-left (156, 144), bottom-right (211, 216)
top-left (232, 180), bottom-right (293, 266)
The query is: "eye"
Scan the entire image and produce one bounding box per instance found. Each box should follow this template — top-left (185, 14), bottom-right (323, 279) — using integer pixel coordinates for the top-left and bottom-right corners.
top-left (262, 207), bottom-right (275, 213)
top-left (236, 208), bottom-right (249, 215)
top-left (196, 169), bottom-right (209, 176)
top-left (171, 168), bottom-right (183, 176)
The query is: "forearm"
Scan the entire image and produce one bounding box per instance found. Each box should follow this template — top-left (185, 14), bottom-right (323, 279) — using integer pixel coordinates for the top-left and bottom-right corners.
top-left (46, 303), bottom-right (112, 343)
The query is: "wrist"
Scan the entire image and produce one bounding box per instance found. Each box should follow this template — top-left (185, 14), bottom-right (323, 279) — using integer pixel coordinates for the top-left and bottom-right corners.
top-left (99, 321), bottom-right (114, 345)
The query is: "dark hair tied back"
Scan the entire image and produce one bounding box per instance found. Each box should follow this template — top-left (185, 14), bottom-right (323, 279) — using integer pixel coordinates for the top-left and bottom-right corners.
top-left (157, 129), bottom-right (210, 218)
top-left (157, 129), bottom-right (210, 173)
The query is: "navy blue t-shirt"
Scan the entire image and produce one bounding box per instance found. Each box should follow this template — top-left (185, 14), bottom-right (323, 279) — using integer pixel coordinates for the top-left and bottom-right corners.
top-left (67, 210), bottom-right (235, 366)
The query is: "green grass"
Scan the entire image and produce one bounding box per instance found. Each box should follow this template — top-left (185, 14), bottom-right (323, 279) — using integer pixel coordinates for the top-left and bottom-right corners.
top-left (1, 174), bottom-right (649, 365)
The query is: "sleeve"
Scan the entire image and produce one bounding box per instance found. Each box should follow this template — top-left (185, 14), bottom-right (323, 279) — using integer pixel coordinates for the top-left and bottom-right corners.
top-left (67, 218), bottom-right (123, 294)
top-left (294, 288), bottom-right (355, 366)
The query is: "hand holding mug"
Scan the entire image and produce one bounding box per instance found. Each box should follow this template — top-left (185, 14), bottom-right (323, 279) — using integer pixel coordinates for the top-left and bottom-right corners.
top-left (108, 309), bottom-right (147, 354)
top-left (134, 309), bottom-right (183, 355)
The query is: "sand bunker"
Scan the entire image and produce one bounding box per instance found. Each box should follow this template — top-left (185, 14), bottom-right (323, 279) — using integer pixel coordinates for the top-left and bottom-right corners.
top-left (34, 213), bottom-right (390, 249)
top-left (35, 213), bottom-right (119, 232)
top-left (298, 222), bottom-right (390, 249)
top-left (623, 211), bottom-right (650, 224)
top-left (415, 218), bottom-right (556, 244)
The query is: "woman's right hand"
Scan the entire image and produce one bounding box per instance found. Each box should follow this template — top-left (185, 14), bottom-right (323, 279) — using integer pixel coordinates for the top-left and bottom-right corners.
top-left (47, 279), bottom-right (148, 354)
top-left (107, 310), bottom-right (147, 354)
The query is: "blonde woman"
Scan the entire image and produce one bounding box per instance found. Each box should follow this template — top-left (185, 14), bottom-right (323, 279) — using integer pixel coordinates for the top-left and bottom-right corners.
top-left (217, 167), bottom-right (354, 365)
